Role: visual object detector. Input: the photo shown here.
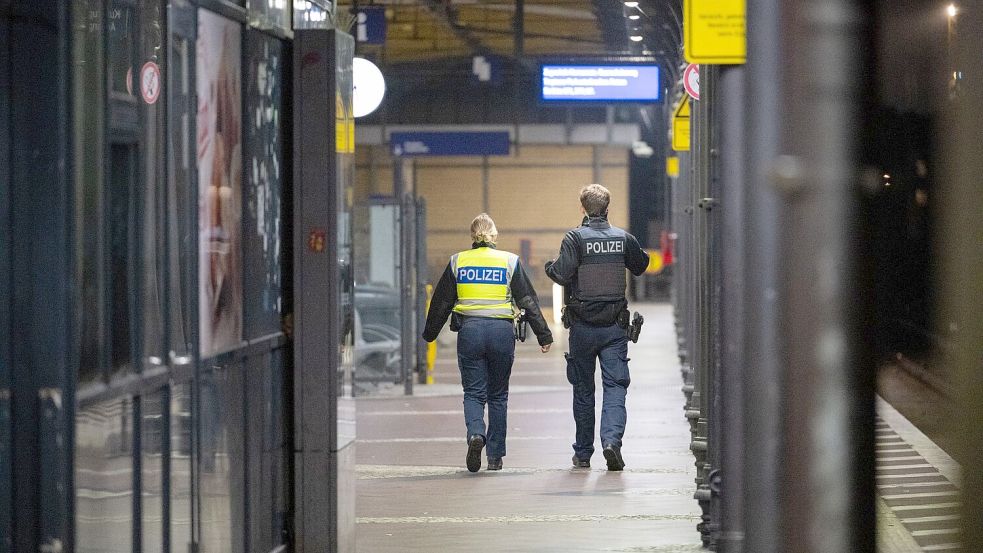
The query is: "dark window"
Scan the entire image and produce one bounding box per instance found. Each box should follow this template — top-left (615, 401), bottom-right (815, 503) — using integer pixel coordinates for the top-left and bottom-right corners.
top-left (168, 18), bottom-right (194, 363)
top-left (74, 0), bottom-right (107, 384)
top-left (109, 143), bottom-right (135, 374)
top-left (108, 2), bottom-right (137, 99)
top-left (243, 31), bottom-right (285, 339)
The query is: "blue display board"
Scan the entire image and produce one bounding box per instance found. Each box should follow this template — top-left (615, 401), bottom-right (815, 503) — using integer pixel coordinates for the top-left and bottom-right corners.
top-left (390, 131), bottom-right (511, 156)
top-left (540, 63), bottom-right (661, 103)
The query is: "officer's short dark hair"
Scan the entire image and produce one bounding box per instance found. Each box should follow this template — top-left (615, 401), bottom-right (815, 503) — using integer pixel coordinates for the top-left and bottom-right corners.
top-left (580, 184), bottom-right (610, 217)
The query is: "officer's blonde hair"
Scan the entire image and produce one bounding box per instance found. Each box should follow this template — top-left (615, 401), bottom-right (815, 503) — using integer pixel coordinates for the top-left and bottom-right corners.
top-left (470, 213), bottom-right (498, 245)
top-left (580, 184), bottom-right (610, 217)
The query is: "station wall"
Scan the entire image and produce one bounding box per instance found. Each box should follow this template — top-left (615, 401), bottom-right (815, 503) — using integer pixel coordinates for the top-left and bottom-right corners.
top-left (354, 144), bottom-right (630, 302)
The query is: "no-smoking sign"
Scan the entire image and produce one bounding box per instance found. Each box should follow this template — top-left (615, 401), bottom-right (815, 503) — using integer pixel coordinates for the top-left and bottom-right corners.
top-left (140, 61), bottom-right (161, 105)
top-left (683, 63), bottom-right (700, 101)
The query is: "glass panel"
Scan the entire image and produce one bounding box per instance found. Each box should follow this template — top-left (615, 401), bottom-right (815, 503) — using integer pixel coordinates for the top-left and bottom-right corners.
top-left (245, 350), bottom-right (289, 550)
top-left (354, 202), bottom-right (402, 395)
top-left (243, 32), bottom-right (284, 339)
top-left (293, 0), bottom-right (331, 30)
top-left (168, 18), bottom-right (194, 361)
top-left (108, 2), bottom-right (137, 98)
top-left (75, 398), bottom-right (134, 553)
top-left (141, 391), bottom-right (166, 553)
top-left (74, 0), bottom-right (106, 384)
top-left (336, 35), bottom-right (356, 444)
top-left (109, 143), bottom-right (135, 374)
top-left (197, 10), bottom-right (244, 358)
top-left (139, 0), bottom-right (167, 369)
top-left (170, 382), bottom-right (194, 551)
top-left (199, 366), bottom-right (245, 553)
top-left (248, 0), bottom-right (290, 31)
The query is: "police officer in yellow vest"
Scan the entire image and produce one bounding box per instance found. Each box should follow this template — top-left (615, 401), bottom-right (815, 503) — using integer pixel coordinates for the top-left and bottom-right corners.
top-left (423, 213), bottom-right (553, 472)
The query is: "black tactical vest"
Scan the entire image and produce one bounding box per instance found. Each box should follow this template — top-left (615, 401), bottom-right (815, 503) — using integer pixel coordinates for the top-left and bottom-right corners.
top-left (572, 224), bottom-right (627, 302)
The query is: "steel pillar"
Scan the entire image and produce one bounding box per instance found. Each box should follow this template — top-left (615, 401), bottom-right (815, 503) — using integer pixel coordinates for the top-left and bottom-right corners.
top-left (5, 2), bottom-right (75, 551)
top-left (945, 4), bottom-right (983, 547)
top-left (742, 0), bottom-right (870, 550)
top-left (717, 64), bottom-right (747, 553)
top-left (292, 29), bottom-right (357, 553)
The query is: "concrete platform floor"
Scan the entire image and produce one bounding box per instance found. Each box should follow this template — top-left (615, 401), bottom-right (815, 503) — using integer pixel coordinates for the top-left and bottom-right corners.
top-left (355, 303), bottom-right (704, 552)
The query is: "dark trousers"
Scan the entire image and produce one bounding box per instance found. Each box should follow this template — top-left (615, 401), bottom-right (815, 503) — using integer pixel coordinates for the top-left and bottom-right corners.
top-left (456, 317), bottom-right (516, 459)
top-left (566, 321), bottom-right (631, 459)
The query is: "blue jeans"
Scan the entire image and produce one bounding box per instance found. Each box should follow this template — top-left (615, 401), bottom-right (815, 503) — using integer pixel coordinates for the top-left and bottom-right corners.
top-left (566, 321), bottom-right (631, 459)
top-left (457, 317), bottom-right (516, 459)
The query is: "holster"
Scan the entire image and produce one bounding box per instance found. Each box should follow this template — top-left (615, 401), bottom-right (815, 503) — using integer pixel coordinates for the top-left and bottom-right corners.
top-left (616, 308), bottom-right (631, 329)
top-left (449, 312), bottom-right (463, 332)
top-left (514, 309), bottom-right (529, 342)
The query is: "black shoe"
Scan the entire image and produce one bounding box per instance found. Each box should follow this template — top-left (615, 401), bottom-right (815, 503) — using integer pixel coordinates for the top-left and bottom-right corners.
top-left (466, 435), bottom-right (485, 473)
top-left (487, 458), bottom-right (503, 471)
top-left (572, 455), bottom-right (591, 469)
top-left (602, 445), bottom-right (625, 471)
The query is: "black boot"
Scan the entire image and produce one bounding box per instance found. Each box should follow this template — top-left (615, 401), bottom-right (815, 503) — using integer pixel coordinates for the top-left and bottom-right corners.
top-left (602, 444), bottom-right (625, 471)
top-left (466, 435), bottom-right (485, 473)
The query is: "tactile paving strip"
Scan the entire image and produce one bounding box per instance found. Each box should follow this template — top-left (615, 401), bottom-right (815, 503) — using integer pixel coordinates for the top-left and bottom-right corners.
top-left (876, 417), bottom-right (962, 552)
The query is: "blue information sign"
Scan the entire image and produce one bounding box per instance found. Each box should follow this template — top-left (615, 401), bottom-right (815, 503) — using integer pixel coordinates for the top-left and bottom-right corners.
top-left (391, 131), bottom-right (511, 157)
top-left (357, 7), bottom-right (387, 44)
top-left (540, 63), bottom-right (661, 103)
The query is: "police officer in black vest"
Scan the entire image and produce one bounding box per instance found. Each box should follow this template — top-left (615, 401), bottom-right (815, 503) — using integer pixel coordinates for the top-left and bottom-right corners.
top-left (545, 184), bottom-right (649, 471)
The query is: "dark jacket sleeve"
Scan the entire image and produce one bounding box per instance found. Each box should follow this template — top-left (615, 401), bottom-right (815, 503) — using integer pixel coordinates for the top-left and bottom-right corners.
top-left (625, 233), bottom-right (650, 276)
top-left (545, 230), bottom-right (580, 286)
top-left (510, 262), bottom-right (553, 347)
top-left (422, 262), bottom-right (457, 342)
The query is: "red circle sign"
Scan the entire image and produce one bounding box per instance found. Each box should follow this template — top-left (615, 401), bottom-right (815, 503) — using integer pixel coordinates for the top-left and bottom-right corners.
top-left (683, 63), bottom-right (700, 101)
top-left (140, 61), bottom-right (162, 105)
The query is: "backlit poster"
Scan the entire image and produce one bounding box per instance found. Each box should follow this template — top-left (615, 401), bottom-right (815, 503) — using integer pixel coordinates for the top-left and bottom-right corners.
top-left (197, 9), bottom-right (243, 357)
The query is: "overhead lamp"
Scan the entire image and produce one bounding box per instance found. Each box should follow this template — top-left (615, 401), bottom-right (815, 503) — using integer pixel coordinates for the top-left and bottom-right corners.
top-left (629, 35), bottom-right (644, 42)
top-left (628, 14), bottom-right (641, 20)
top-left (947, 3), bottom-right (957, 17)
top-left (353, 57), bottom-right (386, 118)
top-left (624, 1), bottom-right (639, 7)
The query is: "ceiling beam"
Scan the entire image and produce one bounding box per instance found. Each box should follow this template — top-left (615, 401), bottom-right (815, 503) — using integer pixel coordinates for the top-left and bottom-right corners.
top-left (420, 0), bottom-right (491, 55)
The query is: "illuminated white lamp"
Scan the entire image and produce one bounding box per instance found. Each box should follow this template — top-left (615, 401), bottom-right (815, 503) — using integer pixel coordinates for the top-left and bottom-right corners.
top-left (947, 3), bottom-right (957, 17)
top-left (624, 1), bottom-right (639, 7)
top-left (630, 35), bottom-right (644, 42)
top-left (353, 57), bottom-right (386, 118)
top-left (628, 14), bottom-right (641, 20)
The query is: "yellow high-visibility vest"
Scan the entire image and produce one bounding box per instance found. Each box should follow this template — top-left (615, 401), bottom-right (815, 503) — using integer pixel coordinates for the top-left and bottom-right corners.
top-left (451, 247), bottom-right (518, 319)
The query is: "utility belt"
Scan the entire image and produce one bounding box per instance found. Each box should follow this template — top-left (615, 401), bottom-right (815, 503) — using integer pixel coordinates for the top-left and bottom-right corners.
top-left (450, 311), bottom-right (528, 343)
top-left (562, 302), bottom-right (644, 343)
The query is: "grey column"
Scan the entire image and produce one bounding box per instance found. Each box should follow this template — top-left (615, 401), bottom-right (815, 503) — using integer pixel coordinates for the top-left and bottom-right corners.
top-left (945, 4), bottom-right (983, 547)
top-left (292, 29), bottom-right (357, 553)
top-left (396, 159), bottom-right (416, 396)
top-left (7, 2), bottom-right (74, 551)
top-left (741, 0), bottom-right (784, 549)
top-left (717, 64), bottom-right (747, 553)
top-left (744, 0), bottom-right (869, 550)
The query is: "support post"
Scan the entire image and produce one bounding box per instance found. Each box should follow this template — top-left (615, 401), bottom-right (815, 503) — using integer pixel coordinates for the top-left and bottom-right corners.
top-left (292, 28), bottom-right (357, 553)
top-left (945, 4), bottom-right (983, 547)
top-left (717, 64), bottom-right (747, 552)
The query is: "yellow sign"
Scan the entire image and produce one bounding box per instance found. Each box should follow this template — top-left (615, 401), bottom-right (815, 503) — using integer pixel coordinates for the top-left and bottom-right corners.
top-left (684, 0), bottom-right (746, 64)
top-left (645, 250), bottom-right (665, 275)
top-left (672, 99), bottom-right (691, 152)
top-left (666, 157), bottom-right (680, 178)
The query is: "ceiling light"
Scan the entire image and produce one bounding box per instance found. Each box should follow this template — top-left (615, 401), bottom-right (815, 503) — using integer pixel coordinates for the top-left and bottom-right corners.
top-left (624, 1), bottom-right (639, 7)
top-left (629, 35), bottom-right (644, 42)
top-left (628, 14), bottom-right (640, 20)
top-left (947, 4), bottom-right (957, 17)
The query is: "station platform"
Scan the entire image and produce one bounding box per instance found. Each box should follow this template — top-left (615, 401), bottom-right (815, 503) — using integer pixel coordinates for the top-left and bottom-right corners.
top-left (355, 303), bottom-right (705, 552)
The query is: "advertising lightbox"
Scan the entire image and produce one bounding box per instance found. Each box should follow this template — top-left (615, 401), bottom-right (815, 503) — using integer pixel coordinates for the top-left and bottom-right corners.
top-left (540, 63), bottom-right (661, 103)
